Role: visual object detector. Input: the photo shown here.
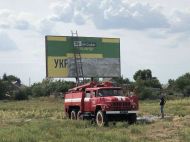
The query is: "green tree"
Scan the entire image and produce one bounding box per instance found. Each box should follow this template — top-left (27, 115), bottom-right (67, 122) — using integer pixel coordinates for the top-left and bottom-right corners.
top-left (183, 85), bottom-right (190, 97)
top-left (112, 76), bottom-right (130, 85)
top-left (133, 69), bottom-right (152, 81)
top-left (14, 88), bottom-right (30, 100)
top-left (175, 73), bottom-right (190, 91)
top-left (2, 74), bottom-right (21, 84)
top-left (171, 73), bottom-right (190, 96)
top-left (31, 79), bottom-right (75, 97)
top-left (3, 73), bottom-right (7, 81)
top-left (31, 83), bottom-right (45, 96)
top-left (134, 69), bottom-right (161, 89)
top-left (0, 80), bottom-right (7, 99)
top-left (133, 69), bottom-right (162, 100)
top-left (168, 79), bottom-right (175, 88)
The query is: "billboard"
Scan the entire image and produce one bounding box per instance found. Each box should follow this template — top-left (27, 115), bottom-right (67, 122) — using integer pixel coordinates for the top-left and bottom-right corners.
top-left (45, 36), bottom-right (120, 78)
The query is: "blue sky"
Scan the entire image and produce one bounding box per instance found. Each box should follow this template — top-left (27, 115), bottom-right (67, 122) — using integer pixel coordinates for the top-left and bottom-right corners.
top-left (0, 0), bottom-right (190, 85)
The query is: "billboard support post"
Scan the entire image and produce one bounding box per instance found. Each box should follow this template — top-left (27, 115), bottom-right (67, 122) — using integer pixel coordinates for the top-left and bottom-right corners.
top-left (91, 77), bottom-right (94, 82)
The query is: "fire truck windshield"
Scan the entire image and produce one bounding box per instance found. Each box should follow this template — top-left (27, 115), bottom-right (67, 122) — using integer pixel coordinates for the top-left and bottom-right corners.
top-left (98, 89), bottom-right (123, 97)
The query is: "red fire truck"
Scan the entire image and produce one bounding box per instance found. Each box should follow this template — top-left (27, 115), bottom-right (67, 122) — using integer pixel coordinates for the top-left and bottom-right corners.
top-left (64, 82), bottom-right (138, 127)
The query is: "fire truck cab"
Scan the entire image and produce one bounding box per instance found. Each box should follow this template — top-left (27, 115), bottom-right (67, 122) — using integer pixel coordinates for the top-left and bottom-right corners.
top-left (64, 82), bottom-right (138, 127)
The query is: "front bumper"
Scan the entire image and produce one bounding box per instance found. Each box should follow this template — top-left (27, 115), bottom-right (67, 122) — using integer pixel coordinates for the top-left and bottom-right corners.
top-left (106, 110), bottom-right (138, 114)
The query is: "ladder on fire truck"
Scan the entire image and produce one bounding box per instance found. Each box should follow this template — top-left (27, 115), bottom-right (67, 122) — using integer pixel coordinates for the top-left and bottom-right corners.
top-left (71, 31), bottom-right (84, 86)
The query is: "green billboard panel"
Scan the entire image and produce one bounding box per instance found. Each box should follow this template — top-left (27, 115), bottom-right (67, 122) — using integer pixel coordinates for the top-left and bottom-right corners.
top-left (45, 36), bottom-right (120, 78)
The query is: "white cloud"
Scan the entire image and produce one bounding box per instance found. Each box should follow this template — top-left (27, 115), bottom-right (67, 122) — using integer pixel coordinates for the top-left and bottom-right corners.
top-left (0, 8), bottom-right (57, 35)
top-left (1, 1), bottom-right (190, 36)
top-left (48, 0), bottom-right (190, 40)
top-left (73, 12), bottom-right (85, 25)
top-left (169, 10), bottom-right (190, 33)
top-left (49, 0), bottom-right (169, 30)
top-left (0, 9), bottom-right (33, 30)
top-left (146, 9), bottom-right (190, 44)
top-left (90, 1), bottom-right (169, 30)
top-left (0, 31), bottom-right (17, 51)
top-left (13, 13), bottom-right (34, 30)
top-left (14, 20), bottom-right (30, 30)
top-left (0, 9), bottom-right (13, 29)
top-left (49, 0), bottom-right (74, 22)
top-left (35, 18), bottom-right (55, 35)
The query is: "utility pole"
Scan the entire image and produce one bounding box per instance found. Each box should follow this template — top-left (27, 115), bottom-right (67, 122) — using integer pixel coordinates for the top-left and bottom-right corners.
top-left (29, 77), bottom-right (31, 87)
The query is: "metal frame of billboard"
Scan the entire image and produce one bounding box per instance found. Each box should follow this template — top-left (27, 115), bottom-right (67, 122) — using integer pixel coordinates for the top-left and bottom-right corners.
top-left (45, 35), bottom-right (121, 78)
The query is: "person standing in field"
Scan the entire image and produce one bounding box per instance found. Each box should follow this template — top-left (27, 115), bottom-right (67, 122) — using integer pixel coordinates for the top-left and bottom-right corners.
top-left (160, 96), bottom-right (166, 119)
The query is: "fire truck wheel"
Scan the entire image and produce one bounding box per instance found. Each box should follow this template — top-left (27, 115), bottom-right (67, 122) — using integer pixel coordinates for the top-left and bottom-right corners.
top-left (127, 114), bottom-right (137, 124)
top-left (70, 110), bottom-right (77, 120)
top-left (96, 110), bottom-right (108, 127)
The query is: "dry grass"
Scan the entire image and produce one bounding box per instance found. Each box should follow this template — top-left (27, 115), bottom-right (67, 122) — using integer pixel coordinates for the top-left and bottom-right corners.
top-left (0, 97), bottom-right (190, 142)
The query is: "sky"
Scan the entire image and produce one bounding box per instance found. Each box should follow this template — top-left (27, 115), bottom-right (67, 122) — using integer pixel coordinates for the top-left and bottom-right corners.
top-left (0, 0), bottom-right (190, 85)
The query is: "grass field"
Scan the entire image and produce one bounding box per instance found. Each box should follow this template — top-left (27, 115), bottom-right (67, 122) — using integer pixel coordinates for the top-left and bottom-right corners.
top-left (0, 97), bottom-right (190, 142)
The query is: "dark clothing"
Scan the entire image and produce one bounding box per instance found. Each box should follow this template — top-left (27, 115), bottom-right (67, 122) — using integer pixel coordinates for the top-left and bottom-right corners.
top-left (160, 105), bottom-right (164, 113)
top-left (160, 97), bottom-right (166, 106)
top-left (160, 97), bottom-right (166, 118)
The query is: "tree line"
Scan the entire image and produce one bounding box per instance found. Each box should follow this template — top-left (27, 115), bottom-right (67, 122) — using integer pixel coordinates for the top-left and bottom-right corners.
top-left (0, 74), bottom-right (75, 100)
top-left (0, 70), bottom-right (190, 100)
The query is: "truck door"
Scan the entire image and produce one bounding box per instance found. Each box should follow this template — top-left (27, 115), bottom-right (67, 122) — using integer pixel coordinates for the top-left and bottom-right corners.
top-left (90, 90), bottom-right (97, 111)
top-left (84, 91), bottom-right (93, 112)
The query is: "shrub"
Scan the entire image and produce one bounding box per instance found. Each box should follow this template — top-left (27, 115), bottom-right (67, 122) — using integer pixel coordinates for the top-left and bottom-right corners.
top-left (0, 80), bottom-right (6, 99)
top-left (183, 85), bottom-right (190, 97)
top-left (14, 88), bottom-right (29, 100)
top-left (31, 83), bottom-right (45, 97)
top-left (137, 87), bottom-right (160, 100)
